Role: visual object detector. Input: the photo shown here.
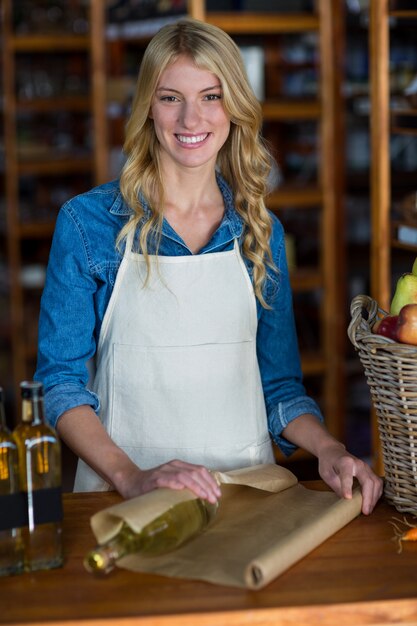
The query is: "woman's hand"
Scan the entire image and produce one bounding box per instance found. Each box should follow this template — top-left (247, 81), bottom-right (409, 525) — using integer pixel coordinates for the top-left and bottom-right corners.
top-left (112, 459), bottom-right (222, 504)
top-left (57, 407), bottom-right (221, 503)
top-left (282, 413), bottom-right (384, 515)
top-left (318, 442), bottom-right (384, 515)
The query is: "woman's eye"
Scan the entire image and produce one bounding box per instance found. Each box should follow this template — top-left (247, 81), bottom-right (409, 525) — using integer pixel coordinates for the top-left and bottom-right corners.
top-left (204, 93), bottom-right (222, 101)
top-left (160, 95), bottom-right (179, 102)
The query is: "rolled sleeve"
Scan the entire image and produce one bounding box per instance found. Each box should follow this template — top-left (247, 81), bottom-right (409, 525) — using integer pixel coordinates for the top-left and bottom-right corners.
top-left (44, 384), bottom-right (100, 429)
top-left (268, 396), bottom-right (324, 457)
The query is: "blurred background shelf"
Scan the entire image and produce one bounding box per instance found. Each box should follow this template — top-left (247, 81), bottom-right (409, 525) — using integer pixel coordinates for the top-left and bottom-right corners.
top-left (1, 0), bottom-right (107, 415)
top-left (370, 0), bottom-right (417, 474)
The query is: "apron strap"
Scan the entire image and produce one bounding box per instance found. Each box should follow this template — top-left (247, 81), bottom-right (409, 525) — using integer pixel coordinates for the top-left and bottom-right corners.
top-left (124, 221), bottom-right (136, 259)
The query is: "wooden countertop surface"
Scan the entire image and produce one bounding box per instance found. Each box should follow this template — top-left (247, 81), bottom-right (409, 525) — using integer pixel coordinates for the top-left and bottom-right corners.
top-left (1, 484), bottom-right (417, 626)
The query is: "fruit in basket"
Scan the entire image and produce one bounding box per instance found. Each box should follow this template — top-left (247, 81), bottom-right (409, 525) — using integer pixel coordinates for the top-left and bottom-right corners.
top-left (390, 273), bottom-right (417, 315)
top-left (374, 305), bottom-right (417, 345)
top-left (373, 314), bottom-right (399, 340)
top-left (396, 303), bottom-right (417, 345)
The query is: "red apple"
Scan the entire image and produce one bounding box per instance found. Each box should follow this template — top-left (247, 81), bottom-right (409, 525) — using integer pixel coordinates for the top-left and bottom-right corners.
top-left (373, 314), bottom-right (399, 340)
top-left (396, 303), bottom-right (417, 345)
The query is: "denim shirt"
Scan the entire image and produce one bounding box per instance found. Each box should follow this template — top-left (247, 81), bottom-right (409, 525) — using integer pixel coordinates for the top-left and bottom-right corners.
top-left (35, 174), bottom-right (323, 456)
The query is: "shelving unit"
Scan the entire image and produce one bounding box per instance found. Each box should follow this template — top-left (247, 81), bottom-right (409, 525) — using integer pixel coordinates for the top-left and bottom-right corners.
top-left (191, 0), bottom-right (346, 445)
top-left (370, 0), bottom-right (417, 473)
top-left (1, 0), bottom-right (108, 414)
top-left (337, 7), bottom-right (372, 462)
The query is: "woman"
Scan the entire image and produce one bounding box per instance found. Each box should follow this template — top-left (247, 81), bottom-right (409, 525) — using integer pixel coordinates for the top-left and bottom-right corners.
top-left (35, 18), bottom-right (382, 513)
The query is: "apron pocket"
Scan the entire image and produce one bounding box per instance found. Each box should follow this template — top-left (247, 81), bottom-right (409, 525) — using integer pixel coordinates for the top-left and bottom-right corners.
top-left (111, 341), bottom-right (262, 450)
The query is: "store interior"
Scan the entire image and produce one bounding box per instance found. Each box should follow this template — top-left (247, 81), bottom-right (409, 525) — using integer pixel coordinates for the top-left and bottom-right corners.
top-left (1, 0), bottom-right (417, 488)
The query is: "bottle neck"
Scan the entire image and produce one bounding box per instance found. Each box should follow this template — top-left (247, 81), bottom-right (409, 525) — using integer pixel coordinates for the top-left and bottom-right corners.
top-left (20, 381), bottom-right (45, 425)
top-left (84, 527), bottom-right (143, 575)
top-left (21, 397), bottom-right (45, 425)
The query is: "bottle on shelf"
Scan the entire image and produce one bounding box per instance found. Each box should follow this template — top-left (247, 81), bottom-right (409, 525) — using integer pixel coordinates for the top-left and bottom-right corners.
top-left (0, 387), bottom-right (25, 576)
top-left (13, 381), bottom-right (63, 572)
top-left (84, 497), bottom-right (219, 575)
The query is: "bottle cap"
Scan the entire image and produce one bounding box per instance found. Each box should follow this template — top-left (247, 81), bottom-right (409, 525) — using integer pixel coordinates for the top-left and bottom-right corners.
top-left (20, 381), bottom-right (44, 400)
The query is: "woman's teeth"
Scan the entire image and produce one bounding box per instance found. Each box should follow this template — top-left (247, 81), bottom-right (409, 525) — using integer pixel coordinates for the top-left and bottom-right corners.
top-left (176, 134), bottom-right (208, 144)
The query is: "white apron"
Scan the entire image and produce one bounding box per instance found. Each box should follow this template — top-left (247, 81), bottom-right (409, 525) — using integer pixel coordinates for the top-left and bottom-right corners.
top-left (74, 232), bottom-right (274, 491)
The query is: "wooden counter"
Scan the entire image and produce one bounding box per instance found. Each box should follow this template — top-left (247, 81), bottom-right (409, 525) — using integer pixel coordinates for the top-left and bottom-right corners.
top-left (1, 485), bottom-right (417, 626)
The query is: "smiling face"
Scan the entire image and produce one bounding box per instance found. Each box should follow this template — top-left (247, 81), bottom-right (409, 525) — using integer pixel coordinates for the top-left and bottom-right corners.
top-left (149, 55), bottom-right (231, 174)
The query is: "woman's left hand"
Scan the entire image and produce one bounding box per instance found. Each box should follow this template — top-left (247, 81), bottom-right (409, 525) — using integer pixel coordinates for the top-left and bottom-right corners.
top-left (318, 442), bottom-right (384, 515)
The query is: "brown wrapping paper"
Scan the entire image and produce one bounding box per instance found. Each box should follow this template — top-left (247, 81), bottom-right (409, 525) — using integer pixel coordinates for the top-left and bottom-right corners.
top-left (90, 463), bottom-right (362, 589)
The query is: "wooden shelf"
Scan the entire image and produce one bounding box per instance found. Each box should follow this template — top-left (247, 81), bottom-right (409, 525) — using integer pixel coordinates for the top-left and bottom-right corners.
top-left (17, 96), bottom-right (91, 113)
top-left (290, 268), bottom-right (322, 292)
top-left (206, 12), bottom-right (319, 34)
top-left (268, 185), bottom-right (322, 209)
top-left (392, 240), bottom-right (417, 252)
top-left (391, 126), bottom-right (417, 135)
top-left (18, 156), bottom-right (93, 176)
top-left (262, 99), bottom-right (321, 121)
top-left (392, 107), bottom-right (417, 117)
top-left (10, 34), bottom-right (90, 52)
top-left (389, 10), bottom-right (417, 19)
top-left (301, 351), bottom-right (326, 376)
top-left (19, 222), bottom-right (56, 239)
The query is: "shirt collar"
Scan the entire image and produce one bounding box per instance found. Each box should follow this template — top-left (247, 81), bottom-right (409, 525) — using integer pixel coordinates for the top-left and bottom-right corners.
top-left (108, 180), bottom-right (132, 216)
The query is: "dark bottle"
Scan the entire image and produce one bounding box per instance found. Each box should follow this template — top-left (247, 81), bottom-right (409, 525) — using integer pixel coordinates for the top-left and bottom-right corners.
top-left (0, 387), bottom-right (24, 576)
top-left (13, 381), bottom-right (63, 572)
top-left (84, 497), bottom-right (218, 575)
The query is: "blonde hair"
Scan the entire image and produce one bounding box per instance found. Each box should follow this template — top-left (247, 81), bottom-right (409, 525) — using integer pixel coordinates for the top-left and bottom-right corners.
top-left (118, 18), bottom-right (275, 306)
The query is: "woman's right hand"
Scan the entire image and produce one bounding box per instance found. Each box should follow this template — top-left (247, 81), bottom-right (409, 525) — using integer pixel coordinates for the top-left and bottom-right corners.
top-left (112, 459), bottom-right (222, 504)
top-left (57, 407), bottom-right (221, 503)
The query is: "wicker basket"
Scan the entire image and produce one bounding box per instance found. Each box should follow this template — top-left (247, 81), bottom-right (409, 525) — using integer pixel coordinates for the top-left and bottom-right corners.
top-left (348, 294), bottom-right (417, 513)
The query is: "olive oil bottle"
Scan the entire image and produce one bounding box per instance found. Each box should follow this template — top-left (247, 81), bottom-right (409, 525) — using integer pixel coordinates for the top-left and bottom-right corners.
top-left (84, 497), bottom-right (218, 575)
top-left (0, 387), bottom-right (24, 576)
top-left (13, 381), bottom-right (63, 572)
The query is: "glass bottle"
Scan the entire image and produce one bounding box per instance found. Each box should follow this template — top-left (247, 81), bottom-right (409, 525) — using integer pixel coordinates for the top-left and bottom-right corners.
top-left (0, 387), bottom-right (24, 576)
top-left (13, 381), bottom-right (63, 572)
top-left (84, 497), bottom-right (218, 575)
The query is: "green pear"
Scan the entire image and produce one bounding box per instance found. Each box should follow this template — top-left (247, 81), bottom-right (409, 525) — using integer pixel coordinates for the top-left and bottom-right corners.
top-left (390, 273), bottom-right (417, 315)
top-left (412, 257), bottom-right (417, 276)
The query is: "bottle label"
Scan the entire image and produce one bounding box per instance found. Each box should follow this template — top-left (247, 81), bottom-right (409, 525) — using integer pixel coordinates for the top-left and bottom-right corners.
top-left (0, 487), bottom-right (62, 531)
top-left (0, 492), bottom-right (27, 531)
top-left (29, 487), bottom-right (63, 525)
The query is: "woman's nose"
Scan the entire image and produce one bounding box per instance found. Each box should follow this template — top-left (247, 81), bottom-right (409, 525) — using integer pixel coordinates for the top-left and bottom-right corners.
top-left (179, 101), bottom-right (201, 129)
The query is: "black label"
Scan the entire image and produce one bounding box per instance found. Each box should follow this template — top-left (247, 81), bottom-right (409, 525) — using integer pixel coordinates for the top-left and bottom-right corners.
top-left (0, 492), bottom-right (27, 531)
top-left (31, 487), bottom-right (63, 525)
top-left (0, 487), bottom-right (62, 531)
